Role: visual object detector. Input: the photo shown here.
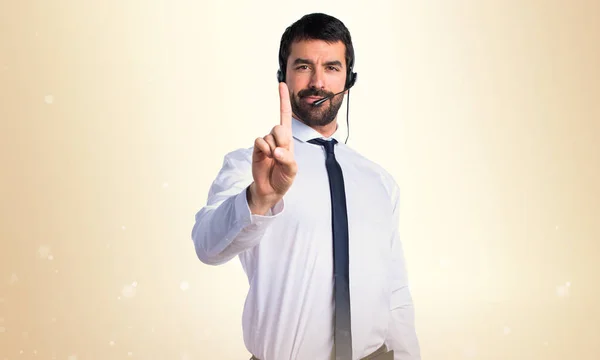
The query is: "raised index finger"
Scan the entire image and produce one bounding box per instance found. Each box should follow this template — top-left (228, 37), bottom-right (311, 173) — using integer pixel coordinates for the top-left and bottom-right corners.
top-left (279, 82), bottom-right (292, 129)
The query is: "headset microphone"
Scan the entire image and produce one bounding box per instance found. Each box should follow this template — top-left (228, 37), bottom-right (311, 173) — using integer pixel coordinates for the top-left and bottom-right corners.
top-left (311, 87), bottom-right (350, 106)
top-left (311, 77), bottom-right (357, 106)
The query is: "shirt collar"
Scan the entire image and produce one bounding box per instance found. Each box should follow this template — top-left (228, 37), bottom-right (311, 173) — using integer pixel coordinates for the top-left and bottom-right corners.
top-left (291, 117), bottom-right (342, 143)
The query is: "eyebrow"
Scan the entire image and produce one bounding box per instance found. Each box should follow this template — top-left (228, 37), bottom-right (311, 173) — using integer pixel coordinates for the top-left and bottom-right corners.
top-left (292, 58), bottom-right (344, 68)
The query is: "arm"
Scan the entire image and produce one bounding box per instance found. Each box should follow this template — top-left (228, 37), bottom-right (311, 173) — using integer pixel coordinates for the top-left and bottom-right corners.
top-left (191, 148), bottom-right (284, 266)
top-left (385, 183), bottom-right (421, 359)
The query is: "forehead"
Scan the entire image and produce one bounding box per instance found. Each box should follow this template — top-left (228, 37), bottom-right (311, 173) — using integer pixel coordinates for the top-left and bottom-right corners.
top-left (288, 39), bottom-right (346, 65)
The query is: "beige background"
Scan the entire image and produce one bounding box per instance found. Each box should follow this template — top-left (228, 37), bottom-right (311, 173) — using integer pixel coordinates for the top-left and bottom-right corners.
top-left (1, 0), bottom-right (599, 359)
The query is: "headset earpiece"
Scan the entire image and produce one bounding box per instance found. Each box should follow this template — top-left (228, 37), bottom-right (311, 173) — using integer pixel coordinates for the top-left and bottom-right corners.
top-left (278, 68), bottom-right (356, 89)
top-left (346, 71), bottom-right (357, 89)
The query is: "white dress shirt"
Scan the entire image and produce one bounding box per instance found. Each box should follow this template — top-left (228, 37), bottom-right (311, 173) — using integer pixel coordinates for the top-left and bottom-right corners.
top-left (191, 118), bottom-right (420, 360)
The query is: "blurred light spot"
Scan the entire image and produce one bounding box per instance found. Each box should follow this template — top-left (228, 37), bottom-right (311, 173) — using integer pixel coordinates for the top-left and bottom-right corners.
top-left (122, 284), bottom-right (136, 298)
top-left (180, 281), bottom-right (190, 291)
top-left (109, 341), bottom-right (115, 346)
top-left (44, 95), bottom-right (54, 104)
top-left (503, 326), bottom-right (511, 335)
top-left (163, 182), bottom-right (169, 188)
top-left (438, 257), bottom-right (451, 269)
top-left (0, 327), bottom-right (5, 333)
top-left (68, 356), bottom-right (77, 360)
top-left (132, 281), bottom-right (138, 288)
top-left (38, 246), bottom-right (51, 259)
top-left (128, 351), bottom-right (133, 356)
top-left (556, 283), bottom-right (571, 298)
top-left (121, 225), bottom-right (127, 231)
top-left (9, 273), bottom-right (18, 285)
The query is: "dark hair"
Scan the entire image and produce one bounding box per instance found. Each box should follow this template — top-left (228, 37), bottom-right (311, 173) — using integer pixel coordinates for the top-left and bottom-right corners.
top-left (278, 13), bottom-right (355, 82)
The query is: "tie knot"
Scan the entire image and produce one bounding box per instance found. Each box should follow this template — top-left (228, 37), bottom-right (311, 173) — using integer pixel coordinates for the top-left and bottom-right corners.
top-left (308, 138), bottom-right (338, 154)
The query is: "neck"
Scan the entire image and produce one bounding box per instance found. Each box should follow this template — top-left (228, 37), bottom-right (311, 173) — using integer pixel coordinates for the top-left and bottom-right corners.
top-left (293, 113), bottom-right (338, 138)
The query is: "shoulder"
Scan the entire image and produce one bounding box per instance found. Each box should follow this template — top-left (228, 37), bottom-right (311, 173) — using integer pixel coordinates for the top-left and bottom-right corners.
top-left (220, 146), bottom-right (254, 170)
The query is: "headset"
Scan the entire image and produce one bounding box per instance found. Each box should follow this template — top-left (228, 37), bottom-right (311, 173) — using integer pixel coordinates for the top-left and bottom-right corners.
top-left (277, 66), bottom-right (357, 90)
top-left (277, 63), bottom-right (357, 144)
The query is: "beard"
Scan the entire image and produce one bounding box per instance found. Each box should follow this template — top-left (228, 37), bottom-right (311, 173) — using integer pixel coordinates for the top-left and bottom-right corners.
top-left (291, 87), bottom-right (345, 127)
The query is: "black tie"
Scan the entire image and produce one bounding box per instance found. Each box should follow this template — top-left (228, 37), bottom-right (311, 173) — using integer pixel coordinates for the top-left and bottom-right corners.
top-left (308, 138), bottom-right (352, 360)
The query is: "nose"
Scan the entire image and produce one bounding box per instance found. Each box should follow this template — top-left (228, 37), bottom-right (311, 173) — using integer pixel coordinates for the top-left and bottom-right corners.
top-left (308, 68), bottom-right (325, 90)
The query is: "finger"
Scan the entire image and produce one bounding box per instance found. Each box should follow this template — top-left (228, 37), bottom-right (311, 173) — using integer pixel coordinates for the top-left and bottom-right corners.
top-left (279, 82), bottom-right (292, 129)
top-left (253, 137), bottom-right (271, 158)
top-left (271, 125), bottom-right (292, 150)
top-left (273, 147), bottom-right (298, 175)
top-left (264, 134), bottom-right (277, 155)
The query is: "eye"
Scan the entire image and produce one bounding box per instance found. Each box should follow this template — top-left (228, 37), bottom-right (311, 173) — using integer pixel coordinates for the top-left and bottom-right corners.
top-left (296, 65), bottom-right (310, 70)
top-left (327, 66), bottom-right (340, 71)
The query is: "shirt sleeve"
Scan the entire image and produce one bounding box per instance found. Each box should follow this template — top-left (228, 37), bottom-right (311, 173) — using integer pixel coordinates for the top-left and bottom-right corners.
top-left (191, 148), bottom-right (284, 265)
top-left (385, 182), bottom-right (421, 359)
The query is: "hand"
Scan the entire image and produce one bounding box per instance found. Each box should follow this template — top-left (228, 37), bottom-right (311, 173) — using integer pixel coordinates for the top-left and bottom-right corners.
top-left (248, 82), bottom-right (298, 215)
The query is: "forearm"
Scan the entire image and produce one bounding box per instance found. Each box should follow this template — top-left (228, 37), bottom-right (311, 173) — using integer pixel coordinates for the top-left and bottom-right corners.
top-left (191, 185), bottom-right (283, 265)
top-left (386, 287), bottom-right (421, 360)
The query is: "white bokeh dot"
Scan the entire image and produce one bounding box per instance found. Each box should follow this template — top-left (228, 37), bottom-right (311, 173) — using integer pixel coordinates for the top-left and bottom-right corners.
top-left (180, 281), bottom-right (190, 291)
top-left (44, 95), bottom-right (54, 104)
top-left (556, 283), bottom-right (571, 298)
top-left (122, 284), bottom-right (136, 298)
top-left (9, 273), bottom-right (18, 285)
top-left (38, 246), bottom-right (51, 259)
top-left (503, 326), bottom-right (511, 335)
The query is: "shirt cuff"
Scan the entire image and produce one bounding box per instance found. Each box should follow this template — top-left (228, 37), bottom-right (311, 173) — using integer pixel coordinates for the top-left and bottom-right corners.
top-left (234, 186), bottom-right (285, 230)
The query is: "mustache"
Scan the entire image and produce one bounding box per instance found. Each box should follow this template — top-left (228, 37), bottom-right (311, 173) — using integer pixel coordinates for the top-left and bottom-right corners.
top-left (297, 88), bottom-right (334, 98)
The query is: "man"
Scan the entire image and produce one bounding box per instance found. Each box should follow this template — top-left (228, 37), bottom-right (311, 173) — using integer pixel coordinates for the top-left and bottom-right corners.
top-left (191, 13), bottom-right (421, 360)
